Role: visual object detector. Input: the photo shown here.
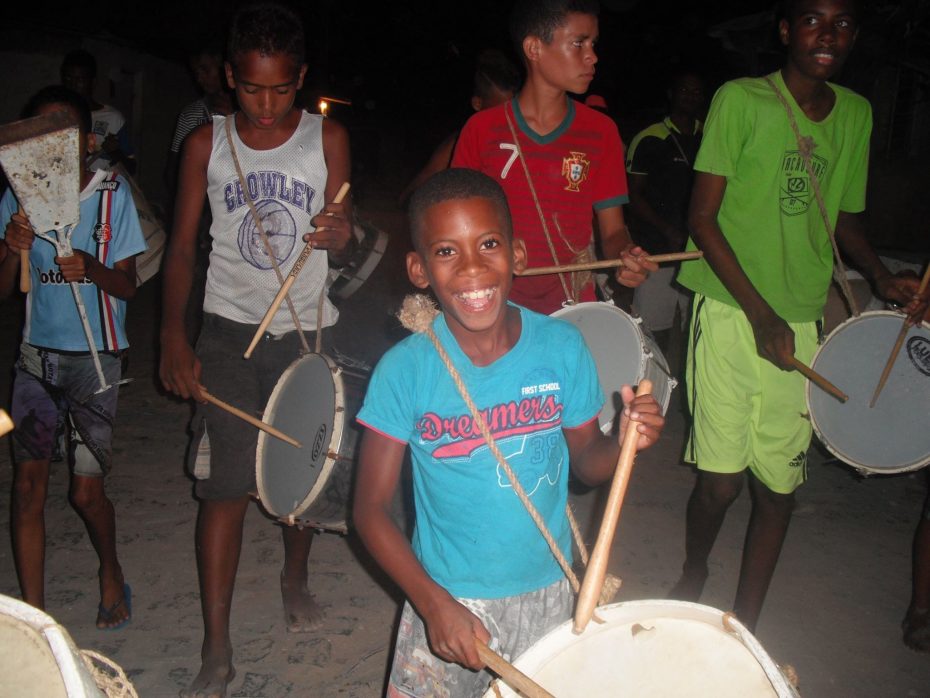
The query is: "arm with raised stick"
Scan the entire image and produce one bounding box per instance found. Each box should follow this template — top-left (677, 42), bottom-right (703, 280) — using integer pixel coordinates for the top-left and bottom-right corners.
top-left (869, 263), bottom-right (930, 408)
top-left (574, 380), bottom-right (653, 635)
top-left (244, 182), bottom-right (350, 359)
top-left (516, 251), bottom-right (703, 277)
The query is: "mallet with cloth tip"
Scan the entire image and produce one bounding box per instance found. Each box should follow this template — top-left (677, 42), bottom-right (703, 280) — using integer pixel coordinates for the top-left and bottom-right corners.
top-left (244, 182), bottom-right (350, 359)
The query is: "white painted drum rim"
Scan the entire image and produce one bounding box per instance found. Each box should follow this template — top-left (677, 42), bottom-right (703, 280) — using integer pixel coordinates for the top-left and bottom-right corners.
top-left (482, 600), bottom-right (798, 698)
top-left (256, 353), bottom-right (347, 521)
top-left (551, 301), bottom-right (676, 434)
top-left (807, 310), bottom-right (930, 475)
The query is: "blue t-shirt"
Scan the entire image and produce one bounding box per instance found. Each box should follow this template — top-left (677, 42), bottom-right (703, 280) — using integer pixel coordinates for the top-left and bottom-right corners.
top-left (356, 305), bottom-right (603, 599)
top-left (0, 170), bottom-right (146, 351)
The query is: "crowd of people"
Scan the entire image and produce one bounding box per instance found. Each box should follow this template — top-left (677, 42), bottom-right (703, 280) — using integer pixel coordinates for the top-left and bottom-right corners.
top-left (1, 0), bottom-right (929, 696)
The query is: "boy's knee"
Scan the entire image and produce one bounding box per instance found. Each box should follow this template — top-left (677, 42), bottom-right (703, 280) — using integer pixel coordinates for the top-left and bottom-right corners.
top-left (696, 471), bottom-right (743, 507)
top-left (12, 463), bottom-right (50, 512)
top-left (69, 476), bottom-right (109, 514)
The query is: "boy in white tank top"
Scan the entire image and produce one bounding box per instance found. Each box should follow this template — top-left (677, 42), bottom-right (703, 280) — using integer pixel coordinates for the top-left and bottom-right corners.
top-left (159, 4), bottom-right (354, 696)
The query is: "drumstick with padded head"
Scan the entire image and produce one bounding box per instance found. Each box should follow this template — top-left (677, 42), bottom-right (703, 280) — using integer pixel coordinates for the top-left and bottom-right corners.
top-left (869, 263), bottom-right (930, 408)
top-left (244, 182), bottom-right (350, 359)
top-left (199, 387), bottom-right (302, 448)
top-left (475, 640), bottom-right (555, 698)
top-left (574, 380), bottom-right (652, 635)
top-left (515, 251), bottom-right (703, 277)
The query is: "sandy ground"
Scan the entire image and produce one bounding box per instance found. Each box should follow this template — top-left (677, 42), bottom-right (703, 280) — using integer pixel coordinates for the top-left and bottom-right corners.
top-left (1, 195), bottom-right (929, 697)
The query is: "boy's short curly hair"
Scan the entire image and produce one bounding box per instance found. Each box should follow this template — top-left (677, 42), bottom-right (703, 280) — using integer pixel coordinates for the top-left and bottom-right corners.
top-left (227, 2), bottom-right (305, 68)
top-left (408, 169), bottom-right (513, 251)
top-left (509, 0), bottom-right (600, 53)
top-left (23, 85), bottom-right (93, 135)
top-left (777, 0), bottom-right (860, 23)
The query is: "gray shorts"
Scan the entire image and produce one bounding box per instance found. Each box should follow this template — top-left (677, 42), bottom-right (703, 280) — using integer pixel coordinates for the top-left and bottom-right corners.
top-left (11, 343), bottom-right (121, 476)
top-left (388, 579), bottom-right (572, 698)
top-left (189, 313), bottom-right (328, 500)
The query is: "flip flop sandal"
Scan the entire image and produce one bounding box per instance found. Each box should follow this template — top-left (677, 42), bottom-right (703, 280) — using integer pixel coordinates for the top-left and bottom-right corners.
top-left (97, 583), bottom-right (132, 631)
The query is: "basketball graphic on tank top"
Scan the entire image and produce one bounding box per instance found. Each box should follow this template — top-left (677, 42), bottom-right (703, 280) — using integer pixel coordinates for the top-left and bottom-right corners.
top-left (237, 199), bottom-right (297, 269)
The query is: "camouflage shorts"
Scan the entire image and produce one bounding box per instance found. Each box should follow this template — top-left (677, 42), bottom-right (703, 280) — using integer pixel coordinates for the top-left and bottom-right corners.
top-left (387, 579), bottom-right (572, 698)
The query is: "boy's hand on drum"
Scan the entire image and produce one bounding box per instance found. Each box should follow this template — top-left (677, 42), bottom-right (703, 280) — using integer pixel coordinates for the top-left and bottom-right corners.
top-left (304, 200), bottom-right (353, 261)
top-left (618, 385), bottom-right (664, 450)
top-left (4, 210), bottom-right (36, 253)
top-left (159, 333), bottom-right (204, 402)
top-left (615, 244), bottom-right (658, 288)
top-left (424, 594), bottom-right (490, 670)
top-left (750, 311), bottom-right (796, 370)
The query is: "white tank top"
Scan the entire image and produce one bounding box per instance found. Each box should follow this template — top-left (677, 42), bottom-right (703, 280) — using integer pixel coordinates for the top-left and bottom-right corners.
top-left (203, 112), bottom-right (337, 334)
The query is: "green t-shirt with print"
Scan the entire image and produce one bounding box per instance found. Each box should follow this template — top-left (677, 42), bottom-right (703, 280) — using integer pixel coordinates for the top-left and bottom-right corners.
top-left (677, 70), bottom-right (871, 322)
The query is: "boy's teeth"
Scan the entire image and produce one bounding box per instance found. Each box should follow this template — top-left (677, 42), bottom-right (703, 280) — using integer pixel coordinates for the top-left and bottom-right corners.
top-left (461, 288), bottom-right (493, 300)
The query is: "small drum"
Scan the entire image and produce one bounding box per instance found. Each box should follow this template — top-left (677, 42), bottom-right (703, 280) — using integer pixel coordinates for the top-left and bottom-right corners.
top-left (552, 302), bottom-right (677, 433)
top-left (328, 216), bottom-right (388, 301)
top-left (256, 353), bottom-right (366, 532)
top-left (483, 600), bottom-right (799, 698)
top-left (808, 310), bottom-right (930, 475)
top-left (0, 594), bottom-right (104, 697)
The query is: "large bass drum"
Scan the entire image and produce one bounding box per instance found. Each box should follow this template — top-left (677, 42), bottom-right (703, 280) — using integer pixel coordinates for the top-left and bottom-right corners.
top-left (483, 600), bottom-right (798, 698)
top-left (807, 310), bottom-right (930, 475)
top-left (255, 353), bottom-right (366, 532)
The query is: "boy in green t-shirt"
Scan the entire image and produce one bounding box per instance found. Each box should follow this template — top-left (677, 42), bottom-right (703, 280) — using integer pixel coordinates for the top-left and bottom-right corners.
top-left (670, 0), bottom-right (928, 632)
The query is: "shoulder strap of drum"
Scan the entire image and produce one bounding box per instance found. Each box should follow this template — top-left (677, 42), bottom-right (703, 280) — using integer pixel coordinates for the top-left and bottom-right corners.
top-left (763, 76), bottom-right (859, 318)
top-left (93, 172), bottom-right (119, 351)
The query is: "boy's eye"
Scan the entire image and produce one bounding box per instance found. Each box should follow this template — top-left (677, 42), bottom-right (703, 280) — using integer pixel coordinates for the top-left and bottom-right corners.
top-left (434, 246), bottom-right (455, 257)
top-left (243, 86), bottom-right (259, 94)
top-left (481, 238), bottom-right (501, 250)
top-left (276, 87), bottom-right (292, 95)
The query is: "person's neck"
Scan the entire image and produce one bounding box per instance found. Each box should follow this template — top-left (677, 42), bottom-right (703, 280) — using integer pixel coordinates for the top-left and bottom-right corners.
top-left (668, 112), bottom-right (695, 135)
top-left (234, 108), bottom-right (301, 150)
top-left (449, 305), bottom-right (522, 368)
top-left (516, 83), bottom-right (569, 136)
top-left (780, 66), bottom-right (836, 122)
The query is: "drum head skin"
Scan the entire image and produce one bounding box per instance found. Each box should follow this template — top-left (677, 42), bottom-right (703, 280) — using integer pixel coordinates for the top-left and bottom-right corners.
top-left (808, 311), bottom-right (930, 474)
top-left (257, 354), bottom-right (344, 519)
top-left (552, 303), bottom-right (674, 433)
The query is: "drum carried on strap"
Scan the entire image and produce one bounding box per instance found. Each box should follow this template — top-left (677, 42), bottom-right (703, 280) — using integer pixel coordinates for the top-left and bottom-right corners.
top-left (0, 594), bottom-right (103, 697)
top-left (483, 600), bottom-right (799, 698)
top-left (807, 310), bottom-right (930, 475)
top-left (551, 302), bottom-right (677, 433)
top-left (328, 216), bottom-right (388, 302)
top-left (256, 353), bottom-right (367, 532)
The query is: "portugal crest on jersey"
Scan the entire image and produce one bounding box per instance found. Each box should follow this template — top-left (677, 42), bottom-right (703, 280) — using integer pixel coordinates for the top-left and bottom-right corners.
top-left (561, 151), bottom-right (590, 192)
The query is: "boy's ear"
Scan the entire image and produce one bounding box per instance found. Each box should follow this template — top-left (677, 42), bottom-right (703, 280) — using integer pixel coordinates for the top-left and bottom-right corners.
top-left (406, 250), bottom-right (431, 289)
top-left (522, 35), bottom-right (542, 64)
top-left (511, 237), bottom-right (527, 274)
top-left (296, 64), bottom-right (308, 90)
top-left (224, 61), bottom-right (236, 90)
top-left (778, 18), bottom-right (790, 46)
top-left (470, 95), bottom-right (482, 112)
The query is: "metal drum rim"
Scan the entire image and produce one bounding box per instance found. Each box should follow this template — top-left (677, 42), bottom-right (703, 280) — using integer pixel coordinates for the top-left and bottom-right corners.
top-left (807, 310), bottom-right (930, 475)
top-left (255, 353), bottom-right (347, 519)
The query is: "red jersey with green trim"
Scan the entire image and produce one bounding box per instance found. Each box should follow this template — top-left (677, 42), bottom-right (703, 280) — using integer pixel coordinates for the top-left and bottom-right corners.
top-left (452, 97), bottom-right (628, 314)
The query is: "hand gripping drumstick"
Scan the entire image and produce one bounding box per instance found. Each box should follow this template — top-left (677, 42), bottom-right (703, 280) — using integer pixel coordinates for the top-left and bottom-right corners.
top-left (516, 250), bottom-right (703, 277)
top-left (574, 380), bottom-right (653, 635)
top-left (475, 641), bottom-right (555, 698)
top-left (244, 182), bottom-right (350, 359)
top-left (199, 387), bottom-right (302, 448)
top-left (787, 356), bottom-right (848, 403)
top-left (869, 263), bottom-right (930, 408)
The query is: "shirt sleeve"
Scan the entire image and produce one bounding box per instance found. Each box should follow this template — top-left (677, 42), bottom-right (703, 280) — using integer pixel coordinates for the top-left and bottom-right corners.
top-left (561, 327), bottom-right (604, 428)
top-left (593, 118), bottom-right (629, 210)
top-left (839, 98), bottom-right (872, 214)
top-left (693, 81), bottom-right (746, 179)
top-left (450, 113), bottom-right (481, 169)
top-left (109, 176), bottom-right (147, 262)
top-left (0, 188), bottom-right (17, 237)
top-left (356, 342), bottom-right (416, 444)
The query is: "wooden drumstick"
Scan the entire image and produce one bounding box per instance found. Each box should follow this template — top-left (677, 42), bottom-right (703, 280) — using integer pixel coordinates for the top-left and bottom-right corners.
top-left (869, 263), bottom-right (930, 408)
top-left (787, 356), bottom-right (848, 403)
top-left (574, 380), bottom-right (652, 635)
top-left (244, 182), bottom-right (350, 359)
top-left (16, 207), bottom-right (30, 293)
top-left (199, 388), bottom-right (302, 448)
top-left (475, 641), bottom-right (555, 698)
top-left (515, 251), bottom-right (703, 277)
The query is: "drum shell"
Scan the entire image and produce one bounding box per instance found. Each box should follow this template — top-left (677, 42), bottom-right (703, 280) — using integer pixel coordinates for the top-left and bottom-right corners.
top-left (483, 600), bottom-right (798, 698)
top-left (256, 354), bottom-right (365, 532)
top-left (807, 310), bottom-right (930, 475)
top-left (0, 594), bottom-right (104, 698)
top-left (328, 217), bottom-right (389, 302)
top-left (551, 302), bottom-right (677, 434)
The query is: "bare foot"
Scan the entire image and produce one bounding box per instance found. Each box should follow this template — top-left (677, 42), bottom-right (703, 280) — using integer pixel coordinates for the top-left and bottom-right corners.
top-left (903, 607), bottom-right (930, 653)
top-left (96, 571), bottom-right (131, 630)
top-left (667, 566), bottom-right (708, 602)
top-left (281, 571), bottom-right (324, 632)
top-left (180, 659), bottom-right (236, 698)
